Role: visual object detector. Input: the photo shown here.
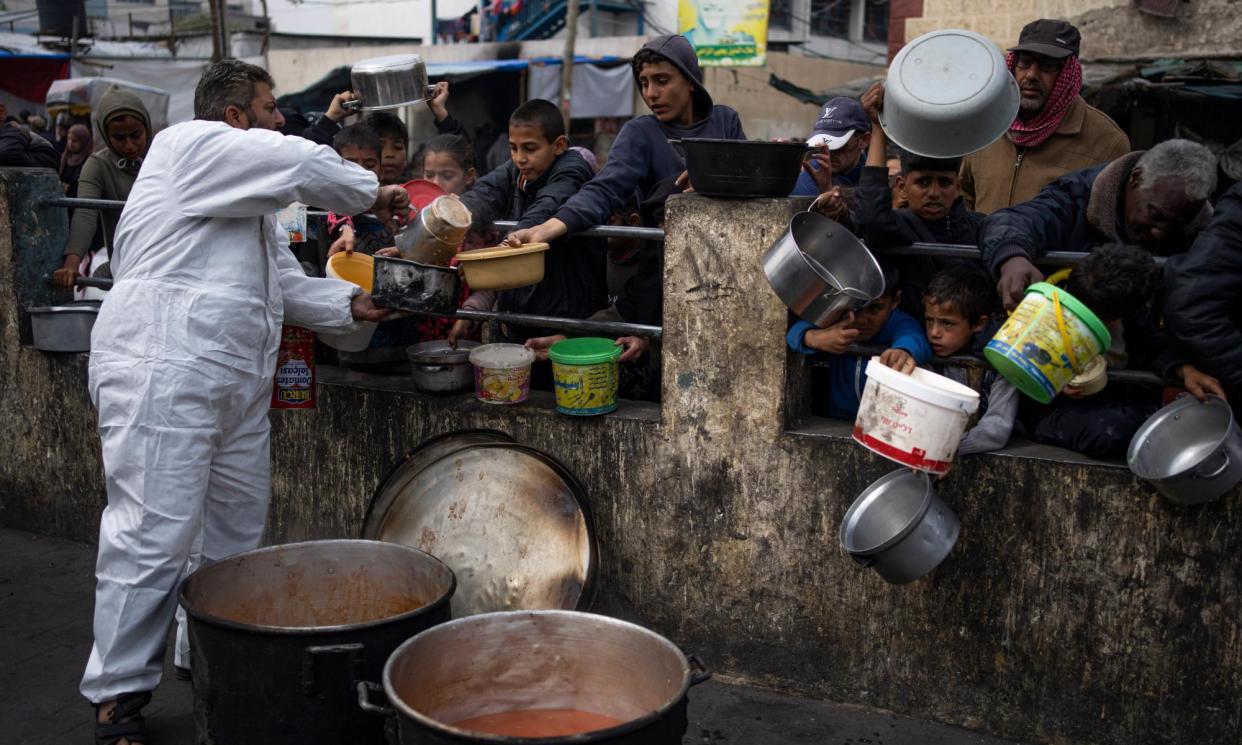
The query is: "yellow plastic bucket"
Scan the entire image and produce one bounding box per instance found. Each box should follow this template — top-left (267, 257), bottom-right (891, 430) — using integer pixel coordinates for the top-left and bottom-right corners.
top-left (548, 337), bottom-right (622, 416)
top-left (984, 283), bottom-right (1111, 404)
top-left (325, 251), bottom-right (374, 293)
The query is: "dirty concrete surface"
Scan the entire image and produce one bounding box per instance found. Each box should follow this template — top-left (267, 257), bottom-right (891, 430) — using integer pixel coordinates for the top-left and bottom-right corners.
top-left (1, 527), bottom-right (1023, 745)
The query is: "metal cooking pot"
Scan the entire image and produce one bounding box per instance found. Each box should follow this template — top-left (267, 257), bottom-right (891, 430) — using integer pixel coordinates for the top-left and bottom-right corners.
top-left (406, 340), bottom-right (478, 394)
top-left (879, 29), bottom-right (1020, 158)
top-left (839, 469), bottom-right (959, 584)
top-left (394, 196), bottom-right (472, 266)
top-left (371, 255), bottom-right (461, 316)
top-left (1128, 395), bottom-right (1242, 506)
top-left (28, 303), bottom-right (99, 352)
top-left (358, 610), bottom-right (711, 744)
top-left (762, 211), bottom-right (885, 327)
top-left (349, 54), bottom-right (435, 111)
top-left (179, 540), bottom-right (455, 745)
top-left (674, 138), bottom-right (807, 198)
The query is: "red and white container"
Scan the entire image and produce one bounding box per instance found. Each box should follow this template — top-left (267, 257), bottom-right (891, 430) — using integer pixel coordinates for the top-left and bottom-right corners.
top-left (271, 325), bottom-right (316, 409)
top-left (853, 358), bottom-right (980, 475)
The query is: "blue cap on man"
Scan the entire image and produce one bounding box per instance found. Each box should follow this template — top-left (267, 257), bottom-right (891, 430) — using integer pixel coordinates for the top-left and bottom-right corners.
top-left (806, 96), bottom-right (872, 150)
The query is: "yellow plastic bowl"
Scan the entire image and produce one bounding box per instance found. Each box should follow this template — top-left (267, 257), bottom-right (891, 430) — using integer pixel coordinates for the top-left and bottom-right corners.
top-left (456, 242), bottom-right (549, 291)
top-left (326, 251), bottom-right (374, 293)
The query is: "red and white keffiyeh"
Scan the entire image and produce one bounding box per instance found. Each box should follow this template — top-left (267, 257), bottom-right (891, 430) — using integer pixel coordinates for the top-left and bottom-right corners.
top-left (1006, 51), bottom-right (1083, 149)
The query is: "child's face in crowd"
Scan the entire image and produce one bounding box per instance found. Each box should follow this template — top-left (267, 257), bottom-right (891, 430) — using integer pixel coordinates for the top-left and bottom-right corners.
top-left (423, 150), bottom-right (475, 195)
top-left (898, 169), bottom-right (959, 222)
top-left (378, 135), bottom-right (408, 185)
top-left (339, 144), bottom-right (382, 179)
top-left (923, 299), bottom-right (984, 358)
top-left (848, 292), bottom-right (901, 342)
top-left (606, 210), bottom-right (642, 259)
top-left (67, 130), bottom-right (85, 153)
top-left (105, 115), bottom-right (148, 161)
top-left (508, 123), bottom-right (566, 183)
top-left (637, 61), bottom-right (694, 125)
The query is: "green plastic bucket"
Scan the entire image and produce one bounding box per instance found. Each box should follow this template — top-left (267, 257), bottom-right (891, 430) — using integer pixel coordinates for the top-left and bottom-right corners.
top-left (548, 337), bottom-right (622, 416)
top-left (984, 282), bottom-right (1111, 404)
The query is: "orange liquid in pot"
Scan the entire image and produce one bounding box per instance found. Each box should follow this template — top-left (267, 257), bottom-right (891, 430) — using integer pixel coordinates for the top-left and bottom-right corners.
top-left (452, 708), bottom-right (624, 737)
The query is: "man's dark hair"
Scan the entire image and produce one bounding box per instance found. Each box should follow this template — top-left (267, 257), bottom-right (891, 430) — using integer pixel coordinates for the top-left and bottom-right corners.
top-left (900, 151), bottom-right (962, 176)
top-left (363, 112), bottom-right (408, 146)
top-left (924, 263), bottom-right (996, 321)
top-left (1064, 244), bottom-right (1162, 322)
top-left (509, 99), bottom-right (565, 142)
top-left (332, 124), bottom-right (382, 156)
top-left (194, 59), bottom-right (275, 121)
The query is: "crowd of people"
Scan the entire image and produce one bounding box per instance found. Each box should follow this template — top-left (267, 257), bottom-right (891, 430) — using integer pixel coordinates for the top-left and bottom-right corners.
top-left (1, 20), bottom-right (1239, 742)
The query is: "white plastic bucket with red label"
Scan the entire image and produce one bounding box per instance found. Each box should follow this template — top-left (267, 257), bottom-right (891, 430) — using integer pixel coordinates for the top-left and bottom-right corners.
top-left (853, 358), bottom-right (981, 475)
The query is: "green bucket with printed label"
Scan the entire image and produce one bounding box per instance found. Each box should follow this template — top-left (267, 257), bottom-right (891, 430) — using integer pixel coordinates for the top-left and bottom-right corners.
top-left (549, 337), bottom-right (622, 416)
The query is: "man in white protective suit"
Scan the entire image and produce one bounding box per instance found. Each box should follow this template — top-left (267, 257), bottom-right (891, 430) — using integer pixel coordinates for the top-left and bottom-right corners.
top-left (81, 59), bottom-right (409, 744)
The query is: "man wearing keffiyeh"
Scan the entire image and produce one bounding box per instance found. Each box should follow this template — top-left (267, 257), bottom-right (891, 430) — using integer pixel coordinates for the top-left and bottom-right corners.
top-left (959, 20), bottom-right (1131, 215)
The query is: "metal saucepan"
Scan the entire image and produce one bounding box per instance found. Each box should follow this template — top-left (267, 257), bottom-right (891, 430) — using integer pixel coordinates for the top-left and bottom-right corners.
top-left (370, 255), bottom-right (460, 316)
top-left (671, 138), bottom-right (807, 198)
top-left (840, 469), bottom-right (960, 584)
top-left (762, 211), bottom-right (885, 328)
top-left (406, 340), bottom-right (478, 394)
top-left (348, 54), bottom-right (435, 111)
top-left (1128, 395), bottom-right (1242, 506)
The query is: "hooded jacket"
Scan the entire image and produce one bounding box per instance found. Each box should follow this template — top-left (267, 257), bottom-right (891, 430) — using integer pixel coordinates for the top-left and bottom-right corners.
top-left (65, 88), bottom-right (152, 260)
top-left (552, 35), bottom-right (746, 234)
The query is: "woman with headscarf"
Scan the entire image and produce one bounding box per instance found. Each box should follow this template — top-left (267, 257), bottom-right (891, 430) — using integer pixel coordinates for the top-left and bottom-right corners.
top-left (58, 123), bottom-right (93, 195)
top-left (52, 88), bottom-right (152, 289)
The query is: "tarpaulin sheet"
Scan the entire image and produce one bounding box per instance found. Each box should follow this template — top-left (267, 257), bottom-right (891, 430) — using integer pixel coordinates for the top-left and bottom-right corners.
top-left (527, 62), bottom-right (633, 119)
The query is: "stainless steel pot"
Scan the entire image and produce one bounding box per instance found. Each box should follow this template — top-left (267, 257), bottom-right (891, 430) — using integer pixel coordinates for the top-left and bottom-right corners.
top-left (406, 340), bottom-right (478, 394)
top-left (28, 302), bottom-right (99, 352)
top-left (394, 196), bottom-right (472, 266)
top-left (349, 54), bottom-right (434, 111)
top-left (839, 469), bottom-right (960, 584)
top-left (371, 255), bottom-right (461, 315)
top-left (358, 610), bottom-right (710, 744)
top-left (762, 211), bottom-right (885, 328)
top-left (1128, 395), bottom-right (1242, 506)
top-left (674, 138), bottom-right (808, 197)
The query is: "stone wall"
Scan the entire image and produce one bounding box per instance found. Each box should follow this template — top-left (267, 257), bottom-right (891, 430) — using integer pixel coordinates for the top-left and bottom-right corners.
top-left (2, 168), bottom-right (1241, 744)
top-left (902, 0), bottom-right (1126, 52)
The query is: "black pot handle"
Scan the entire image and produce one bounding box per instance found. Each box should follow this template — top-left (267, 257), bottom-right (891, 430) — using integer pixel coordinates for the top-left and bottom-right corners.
top-left (302, 643), bottom-right (364, 696)
top-left (686, 654), bottom-right (712, 687)
top-left (850, 553), bottom-right (876, 569)
top-left (357, 680), bottom-right (396, 717)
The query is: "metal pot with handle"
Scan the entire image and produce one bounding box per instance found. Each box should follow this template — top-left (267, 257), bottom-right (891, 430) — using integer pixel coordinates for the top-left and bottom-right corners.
top-left (406, 340), bottom-right (477, 394)
top-left (840, 469), bottom-right (960, 584)
top-left (1128, 395), bottom-right (1242, 506)
top-left (347, 54), bottom-right (436, 111)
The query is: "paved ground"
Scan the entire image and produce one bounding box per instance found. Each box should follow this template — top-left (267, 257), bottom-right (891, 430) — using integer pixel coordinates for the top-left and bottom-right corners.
top-left (2, 527), bottom-right (1023, 745)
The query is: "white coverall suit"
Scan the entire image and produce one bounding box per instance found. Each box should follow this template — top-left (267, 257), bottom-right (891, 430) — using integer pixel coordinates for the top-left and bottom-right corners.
top-left (80, 120), bottom-right (378, 703)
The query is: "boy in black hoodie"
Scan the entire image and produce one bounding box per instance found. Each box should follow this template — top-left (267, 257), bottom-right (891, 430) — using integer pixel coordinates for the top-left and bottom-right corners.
top-left (452, 99), bottom-right (607, 346)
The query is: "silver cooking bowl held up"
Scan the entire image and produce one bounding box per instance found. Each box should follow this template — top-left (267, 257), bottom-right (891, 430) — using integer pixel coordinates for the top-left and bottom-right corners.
top-left (350, 53), bottom-right (433, 111)
top-left (762, 211), bottom-right (885, 328)
top-left (1128, 394), bottom-right (1242, 506)
top-left (839, 469), bottom-right (960, 584)
top-left (879, 29), bottom-right (1020, 158)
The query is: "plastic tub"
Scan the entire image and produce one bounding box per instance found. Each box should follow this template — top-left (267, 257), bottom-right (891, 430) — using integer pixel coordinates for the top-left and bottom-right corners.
top-left (323, 252), bottom-right (377, 352)
top-left (548, 337), bottom-right (622, 416)
top-left (984, 283), bottom-right (1112, 404)
top-left (853, 358), bottom-right (981, 475)
top-left (456, 243), bottom-right (549, 291)
top-left (468, 343), bottom-right (535, 405)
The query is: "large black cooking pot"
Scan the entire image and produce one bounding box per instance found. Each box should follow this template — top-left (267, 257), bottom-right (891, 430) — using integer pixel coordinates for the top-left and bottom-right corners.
top-left (179, 540), bottom-right (455, 745)
top-left (675, 138), bottom-right (807, 198)
top-left (357, 610), bottom-right (710, 744)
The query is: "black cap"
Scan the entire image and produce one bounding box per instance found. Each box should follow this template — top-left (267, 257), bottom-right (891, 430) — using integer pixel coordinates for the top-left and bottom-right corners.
top-left (632, 34), bottom-right (713, 116)
top-left (1009, 19), bottom-right (1081, 59)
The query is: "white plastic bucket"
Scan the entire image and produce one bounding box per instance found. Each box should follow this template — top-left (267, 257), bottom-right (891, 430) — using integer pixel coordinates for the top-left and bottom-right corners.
top-left (853, 358), bottom-right (980, 475)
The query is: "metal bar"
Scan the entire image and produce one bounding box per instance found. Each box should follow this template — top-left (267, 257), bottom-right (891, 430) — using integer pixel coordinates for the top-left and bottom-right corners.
top-left (42, 197), bottom-right (125, 210)
top-left (454, 308), bottom-right (661, 339)
top-left (491, 220), bottom-right (665, 241)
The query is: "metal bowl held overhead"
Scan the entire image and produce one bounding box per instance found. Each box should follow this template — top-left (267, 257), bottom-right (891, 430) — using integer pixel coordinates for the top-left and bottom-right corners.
top-left (350, 54), bottom-right (434, 111)
top-left (840, 469), bottom-right (960, 584)
top-left (762, 211), bottom-right (885, 328)
top-left (1128, 395), bottom-right (1242, 506)
top-left (879, 29), bottom-right (1019, 158)
top-left (676, 138), bottom-right (806, 198)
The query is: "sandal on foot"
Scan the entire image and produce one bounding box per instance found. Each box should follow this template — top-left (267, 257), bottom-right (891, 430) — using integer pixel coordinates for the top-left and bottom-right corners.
top-left (95, 691), bottom-right (152, 745)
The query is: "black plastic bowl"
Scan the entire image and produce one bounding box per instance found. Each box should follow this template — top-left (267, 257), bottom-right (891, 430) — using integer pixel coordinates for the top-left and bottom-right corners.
top-left (678, 138), bottom-right (808, 198)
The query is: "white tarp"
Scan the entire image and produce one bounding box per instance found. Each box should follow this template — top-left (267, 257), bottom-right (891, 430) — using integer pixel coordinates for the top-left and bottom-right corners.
top-left (47, 77), bottom-right (172, 131)
top-left (527, 62), bottom-right (634, 119)
top-left (71, 56), bottom-right (266, 124)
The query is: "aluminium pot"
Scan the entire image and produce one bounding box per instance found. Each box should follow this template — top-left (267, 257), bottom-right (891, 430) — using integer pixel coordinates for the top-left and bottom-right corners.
top-left (357, 610), bottom-right (711, 744)
top-left (28, 302), bottom-right (99, 352)
top-left (674, 138), bottom-right (806, 198)
top-left (762, 210), bottom-right (885, 328)
top-left (407, 340), bottom-right (478, 394)
top-left (371, 255), bottom-right (461, 316)
top-left (179, 540), bottom-right (455, 745)
top-left (839, 469), bottom-right (960, 584)
top-left (349, 54), bottom-right (435, 111)
top-left (1127, 394), bottom-right (1242, 506)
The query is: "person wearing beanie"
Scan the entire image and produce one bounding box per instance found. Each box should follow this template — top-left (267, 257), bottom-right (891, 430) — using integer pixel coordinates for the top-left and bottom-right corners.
top-left (959, 19), bottom-right (1130, 215)
top-left (506, 34), bottom-right (745, 246)
top-left (53, 88), bottom-right (153, 288)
